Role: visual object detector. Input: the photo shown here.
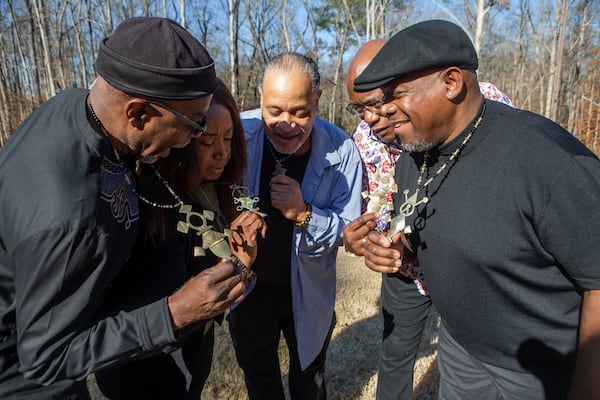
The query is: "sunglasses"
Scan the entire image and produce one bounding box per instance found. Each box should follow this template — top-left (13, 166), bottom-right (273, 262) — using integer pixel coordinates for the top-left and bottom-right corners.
top-left (144, 99), bottom-right (208, 138)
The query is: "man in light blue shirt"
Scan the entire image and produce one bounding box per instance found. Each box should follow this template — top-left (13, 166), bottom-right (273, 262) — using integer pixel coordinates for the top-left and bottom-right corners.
top-left (228, 52), bottom-right (362, 399)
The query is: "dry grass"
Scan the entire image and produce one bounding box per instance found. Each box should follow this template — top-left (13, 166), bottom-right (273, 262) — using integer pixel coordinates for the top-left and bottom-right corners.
top-left (89, 248), bottom-right (440, 399)
top-left (202, 248), bottom-right (440, 400)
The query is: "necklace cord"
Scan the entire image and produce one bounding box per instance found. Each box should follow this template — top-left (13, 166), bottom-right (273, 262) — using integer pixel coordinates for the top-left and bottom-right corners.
top-left (390, 100), bottom-right (487, 238)
top-left (417, 100), bottom-right (486, 194)
top-left (87, 98), bottom-right (182, 209)
top-left (265, 138), bottom-right (291, 176)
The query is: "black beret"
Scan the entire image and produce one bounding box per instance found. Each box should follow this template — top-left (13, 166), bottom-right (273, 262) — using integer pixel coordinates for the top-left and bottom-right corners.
top-left (95, 17), bottom-right (218, 100)
top-left (354, 20), bottom-right (478, 92)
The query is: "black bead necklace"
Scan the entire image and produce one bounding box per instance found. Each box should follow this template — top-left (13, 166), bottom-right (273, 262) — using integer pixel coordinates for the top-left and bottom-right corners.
top-left (138, 166), bottom-right (184, 209)
top-left (87, 99), bottom-right (183, 209)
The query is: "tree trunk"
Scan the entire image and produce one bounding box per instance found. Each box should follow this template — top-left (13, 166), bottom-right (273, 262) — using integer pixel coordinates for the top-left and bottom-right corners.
top-left (545, 0), bottom-right (569, 120)
top-left (365, 0), bottom-right (385, 41)
top-left (8, 0), bottom-right (35, 110)
top-left (31, 0), bottom-right (56, 99)
top-left (282, 0), bottom-right (291, 51)
top-left (567, 0), bottom-right (590, 132)
top-left (342, 0), bottom-right (361, 47)
top-left (0, 44), bottom-right (9, 146)
top-left (75, 2), bottom-right (89, 89)
top-left (229, 0), bottom-right (240, 98)
top-left (328, 16), bottom-right (348, 124)
top-left (473, 0), bottom-right (490, 55)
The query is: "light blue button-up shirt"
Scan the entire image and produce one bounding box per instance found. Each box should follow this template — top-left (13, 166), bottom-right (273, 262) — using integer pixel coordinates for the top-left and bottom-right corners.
top-left (241, 109), bottom-right (363, 369)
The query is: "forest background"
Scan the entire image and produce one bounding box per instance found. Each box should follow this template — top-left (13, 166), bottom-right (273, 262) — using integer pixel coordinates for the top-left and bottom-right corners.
top-left (1, 1), bottom-right (598, 398)
top-left (0, 0), bottom-right (599, 155)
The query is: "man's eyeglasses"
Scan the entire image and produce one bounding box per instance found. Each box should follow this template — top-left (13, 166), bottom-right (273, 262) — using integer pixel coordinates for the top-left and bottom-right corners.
top-left (144, 99), bottom-right (207, 138)
top-left (346, 89), bottom-right (396, 119)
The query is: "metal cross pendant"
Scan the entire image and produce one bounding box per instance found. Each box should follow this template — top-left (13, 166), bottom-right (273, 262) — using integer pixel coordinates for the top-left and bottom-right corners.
top-left (388, 189), bottom-right (429, 237)
top-left (231, 184), bottom-right (267, 217)
top-left (273, 159), bottom-right (287, 176)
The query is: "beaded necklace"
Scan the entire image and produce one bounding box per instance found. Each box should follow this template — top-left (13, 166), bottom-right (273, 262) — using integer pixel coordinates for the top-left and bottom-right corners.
top-left (87, 99), bottom-right (183, 209)
top-left (138, 166), bottom-right (184, 209)
top-left (389, 100), bottom-right (486, 237)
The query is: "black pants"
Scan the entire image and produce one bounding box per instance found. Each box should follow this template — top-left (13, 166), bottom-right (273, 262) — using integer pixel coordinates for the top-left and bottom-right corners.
top-left (228, 284), bottom-right (334, 400)
top-left (95, 323), bottom-right (215, 400)
top-left (376, 273), bottom-right (432, 400)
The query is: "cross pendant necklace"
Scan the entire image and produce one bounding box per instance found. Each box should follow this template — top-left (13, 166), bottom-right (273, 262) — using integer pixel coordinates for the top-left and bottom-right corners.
top-left (388, 154), bottom-right (430, 236)
top-left (388, 100), bottom-right (486, 238)
top-left (266, 138), bottom-right (291, 176)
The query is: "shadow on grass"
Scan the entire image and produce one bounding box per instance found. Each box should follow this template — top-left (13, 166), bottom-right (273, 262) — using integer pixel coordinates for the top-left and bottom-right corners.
top-left (326, 308), bottom-right (440, 399)
top-left (326, 313), bottom-right (381, 399)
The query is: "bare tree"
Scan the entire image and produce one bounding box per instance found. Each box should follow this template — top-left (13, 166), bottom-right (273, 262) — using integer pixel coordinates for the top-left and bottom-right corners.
top-left (565, 0), bottom-right (591, 132)
top-left (365, 0), bottom-right (386, 40)
top-left (467, 0), bottom-right (510, 54)
top-left (228, 0), bottom-right (241, 97)
top-left (0, 32), bottom-right (9, 146)
top-left (236, 0), bottom-right (281, 108)
top-left (0, 0), bottom-right (598, 157)
top-left (545, 0), bottom-right (569, 120)
top-left (282, 0), bottom-right (291, 51)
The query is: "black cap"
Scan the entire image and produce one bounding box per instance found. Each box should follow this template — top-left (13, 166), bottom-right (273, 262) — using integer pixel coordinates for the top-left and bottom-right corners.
top-left (354, 20), bottom-right (478, 92)
top-left (95, 17), bottom-right (218, 100)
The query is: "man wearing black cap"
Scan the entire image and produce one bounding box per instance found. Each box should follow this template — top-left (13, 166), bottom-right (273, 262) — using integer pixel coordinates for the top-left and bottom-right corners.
top-left (355, 20), bottom-right (600, 399)
top-left (0, 17), bottom-right (248, 399)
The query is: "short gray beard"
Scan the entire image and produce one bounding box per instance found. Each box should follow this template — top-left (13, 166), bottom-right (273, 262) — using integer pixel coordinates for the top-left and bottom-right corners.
top-left (269, 135), bottom-right (309, 155)
top-left (400, 140), bottom-right (436, 153)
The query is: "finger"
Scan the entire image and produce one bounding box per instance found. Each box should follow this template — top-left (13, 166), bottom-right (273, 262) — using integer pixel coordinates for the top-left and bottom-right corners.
top-left (345, 214), bottom-right (378, 236)
top-left (240, 211), bottom-right (262, 224)
top-left (212, 271), bottom-right (245, 299)
top-left (239, 216), bottom-right (267, 239)
top-left (269, 185), bottom-right (291, 197)
top-left (343, 236), bottom-right (365, 256)
top-left (363, 241), bottom-right (401, 259)
top-left (230, 214), bottom-right (247, 226)
top-left (390, 230), bottom-right (406, 246)
top-left (366, 231), bottom-right (394, 248)
top-left (204, 260), bottom-right (237, 282)
top-left (241, 214), bottom-right (263, 228)
top-left (270, 175), bottom-right (295, 185)
top-left (351, 212), bottom-right (379, 228)
top-left (344, 221), bottom-right (377, 239)
top-left (364, 252), bottom-right (400, 274)
top-left (363, 245), bottom-right (402, 273)
top-left (259, 222), bottom-right (268, 238)
top-left (232, 212), bottom-right (259, 228)
top-left (343, 233), bottom-right (363, 248)
top-left (364, 233), bottom-right (402, 260)
top-left (210, 278), bottom-right (246, 311)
